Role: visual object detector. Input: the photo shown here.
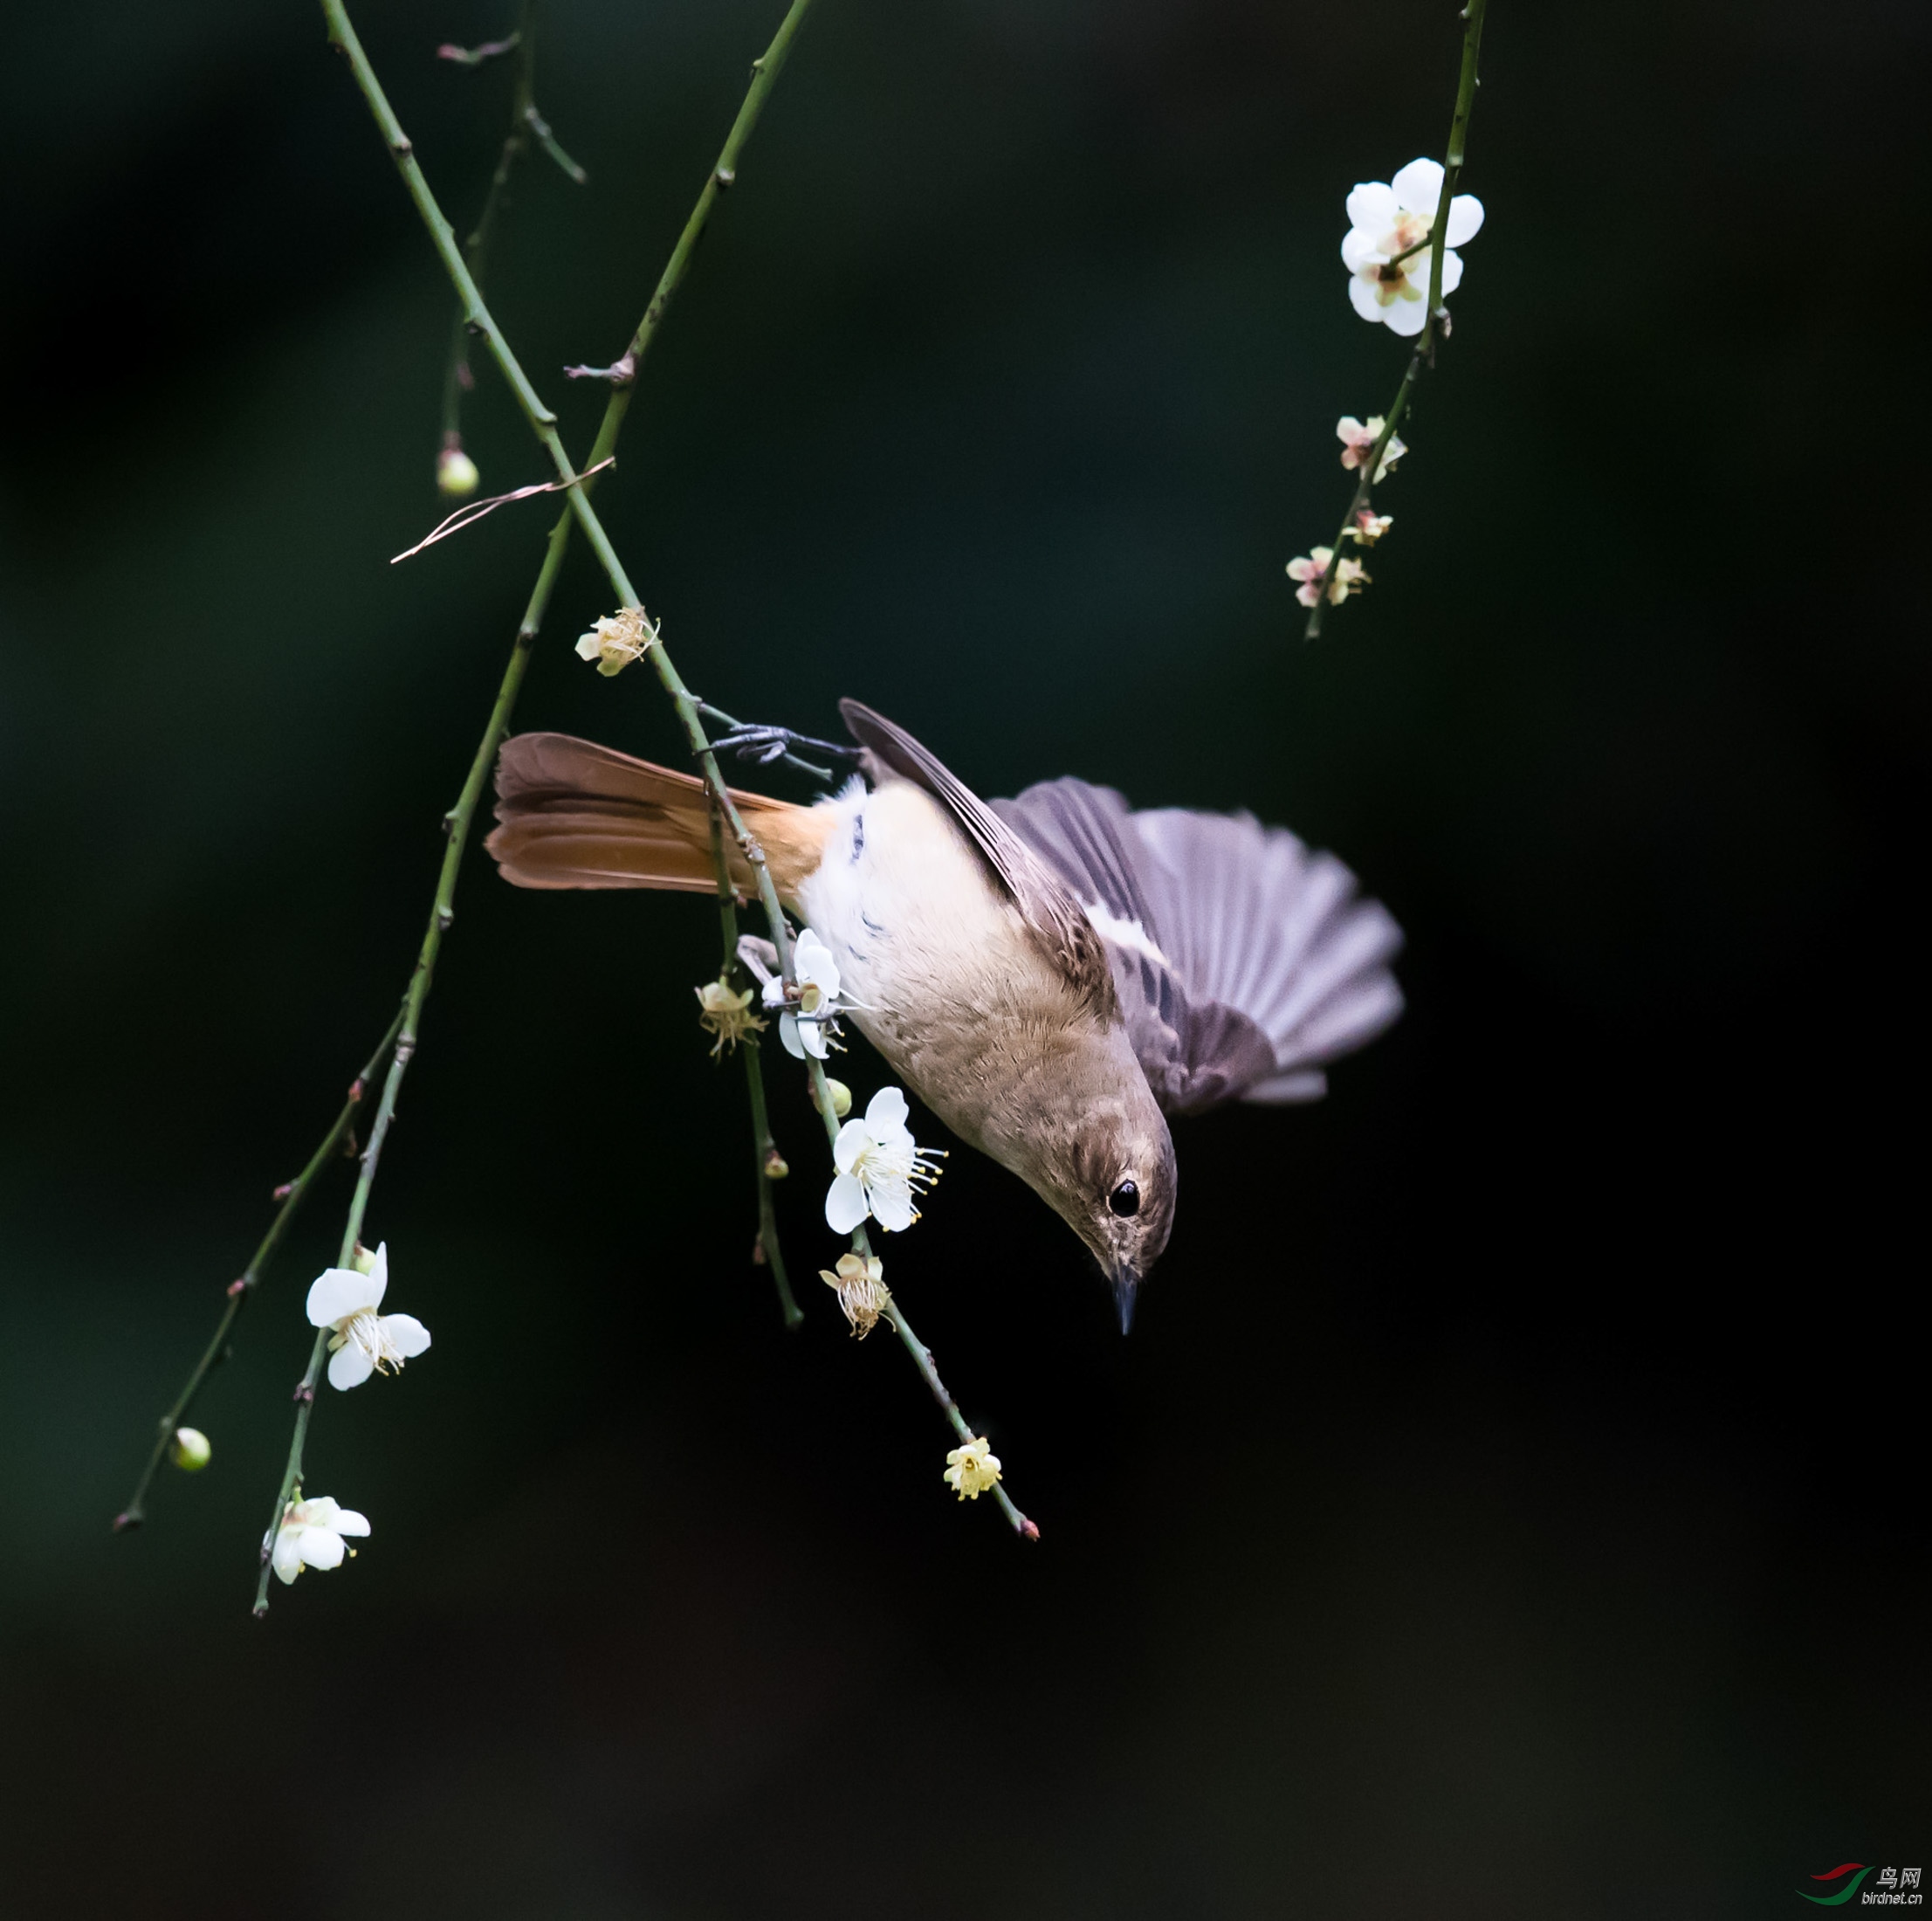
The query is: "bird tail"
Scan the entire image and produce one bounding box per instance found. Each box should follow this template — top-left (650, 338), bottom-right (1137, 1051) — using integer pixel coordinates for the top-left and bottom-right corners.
top-left (485, 732), bottom-right (828, 901)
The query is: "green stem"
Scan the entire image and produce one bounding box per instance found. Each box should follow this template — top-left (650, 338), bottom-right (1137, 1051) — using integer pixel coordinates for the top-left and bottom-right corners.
top-left (112, 1005), bottom-right (407, 1533)
top-left (1303, 0), bottom-right (1487, 642)
top-left (799, 1053), bottom-right (1037, 1540)
top-left (253, 518), bottom-right (570, 1617)
top-left (317, 0), bottom-right (1034, 1560)
top-left (708, 802), bottom-right (801, 1328)
top-left (573, 0), bottom-right (817, 474)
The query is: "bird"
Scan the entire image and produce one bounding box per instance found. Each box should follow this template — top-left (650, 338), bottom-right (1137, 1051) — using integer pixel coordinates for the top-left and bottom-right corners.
top-left (485, 699), bottom-right (1403, 1328)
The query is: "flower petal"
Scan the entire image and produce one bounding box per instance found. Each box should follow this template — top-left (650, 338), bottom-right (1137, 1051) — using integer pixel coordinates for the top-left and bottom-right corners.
top-left (863, 1086), bottom-right (911, 1138)
top-left (1444, 194), bottom-right (1483, 246)
top-left (306, 1268), bottom-right (375, 1329)
top-left (1391, 157), bottom-right (1444, 215)
top-left (779, 1013), bottom-right (806, 1060)
top-left (332, 1508), bottom-right (371, 1539)
top-left (295, 1525), bottom-right (345, 1571)
top-left (1384, 295), bottom-right (1429, 337)
top-left (826, 1171), bottom-right (870, 1234)
top-left (1436, 248), bottom-right (1464, 297)
top-left (574, 634), bottom-right (601, 662)
top-left (870, 1182), bottom-right (916, 1233)
top-left (1344, 182), bottom-right (1399, 236)
top-left (800, 1019), bottom-right (829, 1061)
top-left (272, 1530), bottom-right (305, 1583)
top-left (294, 1496), bottom-right (340, 1526)
top-left (832, 1119), bottom-right (870, 1174)
top-left (381, 1313), bottom-right (431, 1359)
top-left (327, 1343), bottom-right (374, 1391)
top-left (1347, 275), bottom-right (1385, 323)
top-left (365, 1243), bottom-right (388, 1309)
top-left (1340, 228), bottom-right (1385, 275)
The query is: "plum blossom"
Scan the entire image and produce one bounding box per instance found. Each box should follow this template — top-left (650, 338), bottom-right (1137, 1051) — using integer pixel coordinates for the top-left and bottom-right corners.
top-left (574, 605), bottom-right (657, 677)
top-left (305, 1243), bottom-right (432, 1391)
top-left (944, 1436), bottom-right (1001, 1501)
top-left (820, 1250), bottom-right (891, 1338)
top-left (1344, 510), bottom-right (1393, 547)
top-left (1341, 157), bottom-right (1484, 334)
top-left (825, 1087), bottom-right (945, 1234)
top-left (267, 1494), bottom-right (370, 1585)
top-left (761, 928), bottom-right (848, 1061)
top-left (695, 976), bottom-right (765, 1057)
top-left (1286, 547), bottom-right (1369, 609)
top-left (1337, 416), bottom-right (1406, 481)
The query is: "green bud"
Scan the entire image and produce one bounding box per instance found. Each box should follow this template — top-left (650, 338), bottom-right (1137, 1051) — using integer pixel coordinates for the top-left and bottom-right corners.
top-left (350, 1243), bottom-right (379, 1276)
top-left (170, 1427), bottom-right (212, 1472)
top-left (822, 1078), bottom-right (852, 1119)
top-left (437, 445), bottom-right (481, 499)
top-left (763, 1147), bottom-right (790, 1181)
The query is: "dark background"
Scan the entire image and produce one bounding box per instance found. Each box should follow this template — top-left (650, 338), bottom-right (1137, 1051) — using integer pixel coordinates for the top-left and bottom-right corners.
top-left (1, 0), bottom-right (1924, 1913)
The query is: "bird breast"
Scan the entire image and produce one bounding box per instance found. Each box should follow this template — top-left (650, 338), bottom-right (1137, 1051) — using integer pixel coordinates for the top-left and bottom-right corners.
top-left (796, 781), bottom-right (1096, 1156)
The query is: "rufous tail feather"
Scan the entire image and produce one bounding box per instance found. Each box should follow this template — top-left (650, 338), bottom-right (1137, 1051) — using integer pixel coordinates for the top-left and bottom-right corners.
top-left (486, 732), bottom-right (828, 904)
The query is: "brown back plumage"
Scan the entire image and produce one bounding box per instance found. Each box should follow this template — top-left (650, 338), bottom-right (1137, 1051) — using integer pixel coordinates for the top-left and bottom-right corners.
top-left (486, 733), bottom-right (828, 901)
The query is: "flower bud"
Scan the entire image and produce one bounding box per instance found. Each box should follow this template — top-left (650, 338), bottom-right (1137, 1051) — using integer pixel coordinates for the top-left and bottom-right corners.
top-left (437, 445), bottom-right (481, 499)
top-left (763, 1146), bottom-right (790, 1181)
top-left (170, 1426), bottom-right (212, 1472)
top-left (350, 1243), bottom-right (380, 1276)
top-left (822, 1077), bottom-right (852, 1119)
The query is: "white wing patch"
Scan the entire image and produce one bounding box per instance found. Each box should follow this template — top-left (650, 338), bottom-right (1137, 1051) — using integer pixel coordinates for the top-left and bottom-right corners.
top-left (1083, 899), bottom-right (1171, 968)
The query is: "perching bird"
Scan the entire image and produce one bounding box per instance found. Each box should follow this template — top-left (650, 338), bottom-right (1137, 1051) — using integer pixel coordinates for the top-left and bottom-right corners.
top-left (486, 700), bottom-right (1403, 1326)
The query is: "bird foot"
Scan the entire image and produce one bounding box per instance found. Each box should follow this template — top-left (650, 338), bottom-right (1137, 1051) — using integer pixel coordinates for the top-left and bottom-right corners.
top-left (698, 706), bottom-right (861, 776)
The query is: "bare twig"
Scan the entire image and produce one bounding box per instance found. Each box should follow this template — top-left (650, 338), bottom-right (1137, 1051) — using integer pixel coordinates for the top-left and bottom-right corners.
top-left (113, 1004), bottom-right (406, 1532)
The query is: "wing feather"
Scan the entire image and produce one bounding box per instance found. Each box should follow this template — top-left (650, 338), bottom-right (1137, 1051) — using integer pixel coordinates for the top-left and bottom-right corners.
top-left (994, 779), bottom-right (1402, 1115)
top-left (838, 699), bottom-right (1115, 1015)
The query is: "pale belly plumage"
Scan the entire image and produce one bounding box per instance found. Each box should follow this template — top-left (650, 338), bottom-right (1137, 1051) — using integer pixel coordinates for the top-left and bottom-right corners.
top-left (796, 780), bottom-right (1081, 1160)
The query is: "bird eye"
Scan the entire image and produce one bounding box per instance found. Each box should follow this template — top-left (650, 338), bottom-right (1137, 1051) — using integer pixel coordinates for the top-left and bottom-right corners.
top-left (1109, 1179), bottom-right (1140, 1218)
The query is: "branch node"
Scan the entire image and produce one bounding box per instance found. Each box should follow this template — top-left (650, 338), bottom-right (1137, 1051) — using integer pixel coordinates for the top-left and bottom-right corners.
top-left (563, 352), bottom-right (636, 385)
top-left (714, 167), bottom-right (737, 189)
top-left (293, 1383), bottom-right (315, 1405)
top-left (395, 1036), bottom-right (417, 1064)
top-left (271, 1180), bottom-right (296, 1203)
top-left (113, 1511), bottom-right (141, 1533)
top-left (390, 136), bottom-right (414, 157)
top-left (436, 905), bottom-right (454, 929)
top-left (227, 1275), bottom-right (252, 1298)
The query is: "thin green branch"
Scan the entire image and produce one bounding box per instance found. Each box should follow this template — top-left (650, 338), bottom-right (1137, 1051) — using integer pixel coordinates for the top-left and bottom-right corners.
top-left (572, 0), bottom-right (817, 477)
top-left (1303, 0), bottom-right (1488, 641)
top-left (317, 0), bottom-right (1035, 1562)
top-left (708, 801), bottom-right (802, 1328)
top-left (252, 538), bottom-right (564, 1616)
top-left (798, 1052), bottom-right (1038, 1540)
top-left (112, 1005), bottom-right (407, 1533)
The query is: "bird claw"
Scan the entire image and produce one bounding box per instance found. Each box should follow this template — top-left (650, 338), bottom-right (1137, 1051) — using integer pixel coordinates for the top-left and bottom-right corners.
top-left (701, 715), bottom-right (860, 772)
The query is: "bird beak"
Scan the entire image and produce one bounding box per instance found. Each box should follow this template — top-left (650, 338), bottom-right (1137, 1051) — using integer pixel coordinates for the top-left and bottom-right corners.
top-left (1110, 1268), bottom-right (1139, 1334)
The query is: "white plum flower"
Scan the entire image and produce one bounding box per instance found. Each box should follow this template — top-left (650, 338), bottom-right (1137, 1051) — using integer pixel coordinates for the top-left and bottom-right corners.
top-left (267, 1494), bottom-right (370, 1585)
top-left (761, 927), bottom-right (847, 1061)
top-left (825, 1086), bottom-right (945, 1234)
top-left (305, 1243), bottom-right (432, 1391)
top-left (1341, 157), bottom-right (1484, 334)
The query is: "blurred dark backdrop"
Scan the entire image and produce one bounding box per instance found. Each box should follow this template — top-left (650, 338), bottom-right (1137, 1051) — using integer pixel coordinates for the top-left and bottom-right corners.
top-left (1, 0), bottom-right (1925, 1914)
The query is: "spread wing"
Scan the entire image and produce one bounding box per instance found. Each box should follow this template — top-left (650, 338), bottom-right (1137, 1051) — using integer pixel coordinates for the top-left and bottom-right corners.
top-left (838, 699), bottom-right (1115, 1015)
top-left (990, 778), bottom-right (1403, 1116)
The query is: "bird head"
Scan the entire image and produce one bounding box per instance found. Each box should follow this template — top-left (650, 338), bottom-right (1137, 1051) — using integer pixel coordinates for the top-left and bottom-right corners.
top-left (994, 1033), bottom-right (1176, 1332)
